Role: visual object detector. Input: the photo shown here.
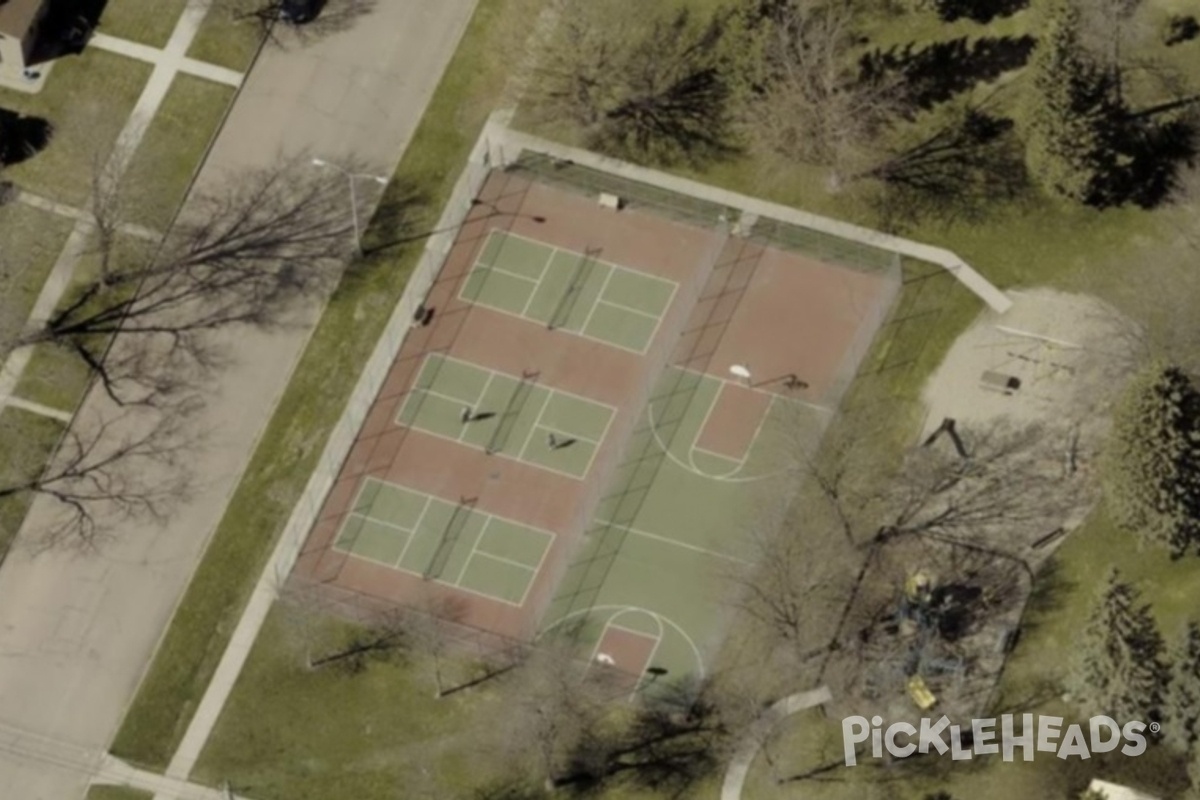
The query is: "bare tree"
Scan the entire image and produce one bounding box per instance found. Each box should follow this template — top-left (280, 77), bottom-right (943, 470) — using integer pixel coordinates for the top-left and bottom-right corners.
top-left (2, 160), bottom-right (354, 405)
top-left (0, 397), bottom-right (197, 551)
top-left (875, 420), bottom-right (1092, 547)
top-left (527, 0), bottom-right (739, 165)
top-left (492, 638), bottom-right (617, 788)
top-left (738, 0), bottom-right (908, 185)
top-left (306, 606), bottom-right (409, 674)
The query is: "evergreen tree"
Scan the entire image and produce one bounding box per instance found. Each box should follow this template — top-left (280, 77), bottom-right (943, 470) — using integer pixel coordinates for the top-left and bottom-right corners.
top-left (1072, 569), bottom-right (1171, 725)
top-left (1101, 363), bottom-right (1200, 557)
top-left (1167, 622), bottom-right (1200, 752)
top-left (1023, 2), bottom-right (1125, 203)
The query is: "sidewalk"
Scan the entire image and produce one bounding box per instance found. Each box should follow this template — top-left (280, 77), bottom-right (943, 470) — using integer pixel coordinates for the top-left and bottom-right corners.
top-left (0, 3), bottom-right (479, 799)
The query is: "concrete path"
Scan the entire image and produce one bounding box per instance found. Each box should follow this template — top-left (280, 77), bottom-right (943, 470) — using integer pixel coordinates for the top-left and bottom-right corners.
top-left (0, 720), bottom-right (249, 800)
top-left (721, 686), bottom-right (834, 800)
top-left (89, 33), bottom-right (243, 88)
top-left (0, 2), bottom-right (478, 799)
top-left (0, 0), bottom-right (235, 417)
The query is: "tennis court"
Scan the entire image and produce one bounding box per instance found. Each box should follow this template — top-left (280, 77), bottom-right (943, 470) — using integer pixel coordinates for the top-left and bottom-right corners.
top-left (334, 478), bottom-right (553, 606)
top-left (397, 353), bottom-right (616, 479)
top-left (460, 230), bottom-right (677, 354)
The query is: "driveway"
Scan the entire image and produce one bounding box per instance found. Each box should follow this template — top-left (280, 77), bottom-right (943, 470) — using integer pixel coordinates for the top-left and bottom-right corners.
top-left (0, 1), bottom-right (478, 797)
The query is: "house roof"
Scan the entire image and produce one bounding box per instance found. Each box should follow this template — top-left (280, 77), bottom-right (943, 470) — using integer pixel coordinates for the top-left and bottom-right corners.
top-left (0, 0), bottom-right (45, 38)
top-left (1089, 779), bottom-right (1161, 800)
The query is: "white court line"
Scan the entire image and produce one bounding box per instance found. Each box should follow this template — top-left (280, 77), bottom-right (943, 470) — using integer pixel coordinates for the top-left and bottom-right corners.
top-left (407, 424), bottom-right (588, 481)
top-left (516, 387), bottom-right (555, 461)
top-left (606, 620), bottom-right (662, 638)
top-left (686, 378), bottom-right (726, 472)
top-left (594, 518), bottom-right (751, 565)
top-left (470, 294), bottom-right (652, 354)
top-left (675, 365), bottom-right (833, 415)
top-left (627, 274), bottom-right (678, 355)
top-left (453, 514), bottom-right (489, 585)
top-left (689, 387), bottom-right (780, 475)
top-left (470, 550), bottom-right (539, 573)
top-left (631, 614), bottom-right (668, 696)
top-left (460, 372), bottom-right (497, 442)
top-left (515, 527), bottom-right (556, 608)
top-left (519, 242), bottom-right (559, 317)
top-left (484, 263), bottom-right (540, 284)
top-left (433, 352), bottom-right (621, 417)
top-left (496, 228), bottom-right (678, 294)
top-left (542, 605), bottom-right (708, 683)
top-left (594, 298), bottom-right (662, 320)
top-left (587, 614), bottom-right (664, 676)
top-left (392, 495), bottom-right (434, 569)
top-left (578, 264), bottom-right (617, 337)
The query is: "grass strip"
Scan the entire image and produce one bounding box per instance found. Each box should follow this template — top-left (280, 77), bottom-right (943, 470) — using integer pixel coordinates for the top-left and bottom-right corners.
top-left (0, 50), bottom-right (151, 206)
top-left (97, 0), bottom-right (188, 48)
top-left (110, 0), bottom-right (514, 769)
top-left (120, 75), bottom-right (237, 230)
top-left (0, 407), bottom-right (66, 553)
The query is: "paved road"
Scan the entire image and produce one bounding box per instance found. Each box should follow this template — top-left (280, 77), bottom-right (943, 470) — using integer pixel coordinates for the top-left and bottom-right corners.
top-left (0, 2), bottom-right (478, 798)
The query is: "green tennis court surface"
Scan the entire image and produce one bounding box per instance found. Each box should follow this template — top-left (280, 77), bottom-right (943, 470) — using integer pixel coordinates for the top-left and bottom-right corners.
top-left (397, 353), bottom-right (615, 479)
top-left (543, 367), bottom-right (828, 686)
top-left (460, 230), bottom-right (677, 353)
top-left (334, 478), bottom-right (553, 605)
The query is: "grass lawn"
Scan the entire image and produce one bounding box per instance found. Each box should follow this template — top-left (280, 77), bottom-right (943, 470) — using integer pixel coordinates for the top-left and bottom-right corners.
top-left (186, 4), bottom-right (264, 72)
top-left (98, 0), bottom-right (188, 48)
top-left (120, 74), bottom-right (236, 230)
top-left (0, 406), bottom-right (65, 553)
top-left (111, 0), bottom-right (542, 770)
top-left (0, 49), bottom-right (151, 206)
top-left (193, 605), bottom-right (495, 798)
top-left (85, 786), bottom-right (155, 800)
top-left (14, 232), bottom-right (155, 413)
top-left (0, 202), bottom-right (76, 325)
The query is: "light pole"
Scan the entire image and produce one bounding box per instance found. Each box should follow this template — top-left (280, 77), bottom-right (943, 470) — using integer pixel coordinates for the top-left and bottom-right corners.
top-left (311, 157), bottom-right (388, 256)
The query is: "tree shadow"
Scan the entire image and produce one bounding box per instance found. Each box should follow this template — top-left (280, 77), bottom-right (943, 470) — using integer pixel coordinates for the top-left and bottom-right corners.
top-left (933, 0), bottom-right (1030, 24)
top-left (0, 109), bottom-right (53, 166)
top-left (27, 0), bottom-right (104, 66)
top-left (860, 36), bottom-right (1037, 112)
top-left (1092, 117), bottom-right (1199, 209)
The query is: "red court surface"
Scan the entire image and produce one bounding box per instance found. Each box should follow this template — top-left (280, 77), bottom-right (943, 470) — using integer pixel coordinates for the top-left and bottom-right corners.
top-left (291, 166), bottom-right (896, 648)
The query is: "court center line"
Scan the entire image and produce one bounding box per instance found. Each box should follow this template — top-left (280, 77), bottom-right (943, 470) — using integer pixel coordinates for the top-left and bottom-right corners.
top-left (577, 264), bottom-right (616, 337)
top-left (595, 518), bottom-right (752, 565)
top-left (515, 387), bottom-right (554, 461)
top-left (484, 263), bottom-right (540, 284)
top-left (515, 529), bottom-right (556, 608)
top-left (519, 242), bottom-right (559, 317)
top-left (452, 512), bottom-right (488, 586)
top-left (471, 550), bottom-right (538, 573)
top-left (594, 297), bottom-right (662, 321)
top-left (392, 495), bottom-right (434, 568)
